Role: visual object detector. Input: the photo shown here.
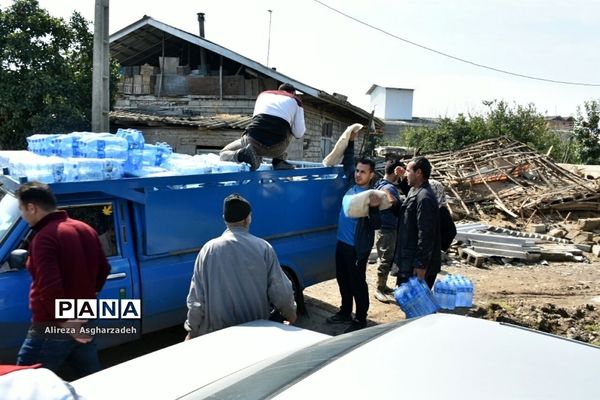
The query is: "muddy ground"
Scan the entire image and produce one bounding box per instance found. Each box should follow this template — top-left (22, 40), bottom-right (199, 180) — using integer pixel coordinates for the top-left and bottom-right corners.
top-left (296, 250), bottom-right (600, 346)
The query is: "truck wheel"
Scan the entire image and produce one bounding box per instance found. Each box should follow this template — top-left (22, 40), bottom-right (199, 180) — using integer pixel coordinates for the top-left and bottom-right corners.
top-left (283, 268), bottom-right (307, 316)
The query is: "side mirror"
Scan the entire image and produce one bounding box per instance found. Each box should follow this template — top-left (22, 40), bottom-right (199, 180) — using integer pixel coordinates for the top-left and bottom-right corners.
top-left (9, 249), bottom-right (28, 270)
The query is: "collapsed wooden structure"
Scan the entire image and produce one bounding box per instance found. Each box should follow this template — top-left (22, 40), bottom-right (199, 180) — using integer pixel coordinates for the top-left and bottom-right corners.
top-left (428, 137), bottom-right (600, 220)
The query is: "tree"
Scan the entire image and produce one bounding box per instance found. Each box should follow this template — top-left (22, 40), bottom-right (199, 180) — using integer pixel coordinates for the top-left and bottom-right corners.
top-left (393, 100), bottom-right (567, 160)
top-left (0, 0), bottom-right (119, 150)
top-left (572, 100), bottom-right (600, 165)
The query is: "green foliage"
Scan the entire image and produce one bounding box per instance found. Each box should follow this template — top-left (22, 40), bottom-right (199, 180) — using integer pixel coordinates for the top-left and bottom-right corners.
top-left (0, 0), bottom-right (119, 150)
top-left (572, 100), bottom-right (600, 165)
top-left (390, 100), bottom-right (568, 160)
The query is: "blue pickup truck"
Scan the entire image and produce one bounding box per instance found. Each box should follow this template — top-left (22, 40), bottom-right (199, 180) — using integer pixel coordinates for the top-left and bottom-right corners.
top-left (0, 164), bottom-right (347, 362)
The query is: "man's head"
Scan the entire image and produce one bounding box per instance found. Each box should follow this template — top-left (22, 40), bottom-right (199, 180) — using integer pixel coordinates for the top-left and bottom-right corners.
top-left (354, 157), bottom-right (376, 188)
top-left (223, 193), bottom-right (252, 227)
top-left (278, 83), bottom-right (296, 94)
top-left (384, 159), bottom-right (406, 182)
top-left (406, 156), bottom-right (432, 188)
top-left (15, 182), bottom-right (57, 227)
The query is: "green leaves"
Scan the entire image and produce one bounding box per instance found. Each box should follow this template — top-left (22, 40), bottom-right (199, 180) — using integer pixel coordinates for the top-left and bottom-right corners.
top-left (394, 100), bottom-right (568, 161)
top-left (0, 0), bottom-right (118, 150)
top-left (573, 100), bottom-right (600, 165)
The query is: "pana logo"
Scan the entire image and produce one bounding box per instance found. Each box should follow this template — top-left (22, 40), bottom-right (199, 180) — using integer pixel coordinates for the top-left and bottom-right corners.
top-left (55, 299), bottom-right (141, 319)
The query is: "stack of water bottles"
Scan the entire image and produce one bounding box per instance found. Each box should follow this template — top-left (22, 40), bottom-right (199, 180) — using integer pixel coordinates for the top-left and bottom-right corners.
top-left (1, 128), bottom-right (258, 184)
top-left (433, 274), bottom-right (474, 310)
top-left (393, 277), bottom-right (440, 318)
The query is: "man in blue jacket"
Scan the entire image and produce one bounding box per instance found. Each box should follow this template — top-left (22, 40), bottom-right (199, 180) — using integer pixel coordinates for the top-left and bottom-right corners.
top-left (326, 131), bottom-right (382, 333)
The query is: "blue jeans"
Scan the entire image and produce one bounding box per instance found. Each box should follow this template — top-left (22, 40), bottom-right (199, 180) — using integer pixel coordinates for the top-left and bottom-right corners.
top-left (17, 328), bottom-right (101, 379)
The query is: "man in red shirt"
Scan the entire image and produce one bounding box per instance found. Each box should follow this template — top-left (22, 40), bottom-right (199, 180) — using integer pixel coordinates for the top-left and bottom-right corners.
top-left (15, 182), bottom-right (110, 379)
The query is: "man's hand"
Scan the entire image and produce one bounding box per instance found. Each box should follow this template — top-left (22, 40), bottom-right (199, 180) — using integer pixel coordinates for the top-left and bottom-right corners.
top-left (349, 127), bottom-right (362, 141)
top-left (369, 193), bottom-right (381, 207)
top-left (413, 267), bottom-right (426, 280)
top-left (184, 332), bottom-right (192, 341)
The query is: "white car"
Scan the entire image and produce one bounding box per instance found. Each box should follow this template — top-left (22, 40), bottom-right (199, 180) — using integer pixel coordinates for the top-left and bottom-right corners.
top-left (72, 314), bottom-right (600, 399)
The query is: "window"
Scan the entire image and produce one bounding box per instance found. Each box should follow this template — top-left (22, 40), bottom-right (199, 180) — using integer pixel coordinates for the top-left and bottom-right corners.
top-left (61, 203), bottom-right (118, 257)
top-left (321, 122), bottom-right (334, 159)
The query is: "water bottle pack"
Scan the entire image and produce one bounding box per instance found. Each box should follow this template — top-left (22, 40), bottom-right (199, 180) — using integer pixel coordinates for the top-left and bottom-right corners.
top-left (12, 128), bottom-right (259, 183)
top-left (393, 277), bottom-right (439, 318)
top-left (433, 274), bottom-right (474, 310)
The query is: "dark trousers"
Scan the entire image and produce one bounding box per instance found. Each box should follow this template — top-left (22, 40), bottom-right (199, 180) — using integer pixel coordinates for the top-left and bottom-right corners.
top-left (335, 241), bottom-right (369, 323)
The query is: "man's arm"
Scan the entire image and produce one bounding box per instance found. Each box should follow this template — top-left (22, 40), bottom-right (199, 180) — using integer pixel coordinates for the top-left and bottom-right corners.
top-left (413, 194), bottom-right (437, 277)
top-left (184, 252), bottom-right (206, 339)
top-left (367, 193), bottom-right (382, 230)
top-left (31, 234), bottom-right (65, 320)
top-left (291, 105), bottom-right (305, 138)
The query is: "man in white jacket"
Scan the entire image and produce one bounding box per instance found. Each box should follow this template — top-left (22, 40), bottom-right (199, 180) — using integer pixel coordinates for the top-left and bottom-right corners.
top-left (220, 83), bottom-right (306, 170)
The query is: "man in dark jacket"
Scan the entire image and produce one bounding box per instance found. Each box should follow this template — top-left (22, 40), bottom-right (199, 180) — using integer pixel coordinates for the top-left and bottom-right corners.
top-left (393, 157), bottom-right (441, 289)
top-left (15, 182), bottom-right (110, 378)
top-left (326, 132), bottom-right (382, 333)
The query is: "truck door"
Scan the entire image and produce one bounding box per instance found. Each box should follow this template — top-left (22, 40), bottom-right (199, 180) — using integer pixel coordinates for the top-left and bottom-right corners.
top-left (61, 201), bottom-right (139, 347)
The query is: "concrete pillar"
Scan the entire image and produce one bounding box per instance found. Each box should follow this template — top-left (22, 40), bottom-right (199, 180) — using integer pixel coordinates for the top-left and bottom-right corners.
top-left (92, 0), bottom-right (110, 132)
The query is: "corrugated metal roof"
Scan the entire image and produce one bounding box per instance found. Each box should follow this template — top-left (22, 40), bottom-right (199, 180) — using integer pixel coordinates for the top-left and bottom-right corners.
top-left (110, 16), bottom-right (382, 128)
top-left (110, 110), bottom-right (252, 129)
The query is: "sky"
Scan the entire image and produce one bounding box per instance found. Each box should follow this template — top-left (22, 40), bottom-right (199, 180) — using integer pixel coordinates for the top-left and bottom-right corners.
top-left (1, 0), bottom-right (599, 118)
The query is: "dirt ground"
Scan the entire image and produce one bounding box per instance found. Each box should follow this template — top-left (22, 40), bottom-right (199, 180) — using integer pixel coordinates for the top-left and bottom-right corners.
top-left (295, 250), bottom-right (600, 346)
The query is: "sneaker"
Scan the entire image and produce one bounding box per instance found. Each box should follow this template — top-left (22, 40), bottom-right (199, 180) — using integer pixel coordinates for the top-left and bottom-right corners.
top-left (326, 312), bottom-right (353, 324)
top-left (236, 145), bottom-right (260, 171)
top-left (343, 319), bottom-right (367, 333)
top-left (272, 158), bottom-right (295, 170)
top-left (374, 289), bottom-right (394, 304)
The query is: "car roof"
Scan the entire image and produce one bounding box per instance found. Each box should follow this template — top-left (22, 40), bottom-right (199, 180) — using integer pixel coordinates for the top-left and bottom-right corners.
top-left (71, 320), bottom-right (330, 399)
top-left (276, 314), bottom-right (600, 399)
top-left (187, 314), bottom-right (600, 400)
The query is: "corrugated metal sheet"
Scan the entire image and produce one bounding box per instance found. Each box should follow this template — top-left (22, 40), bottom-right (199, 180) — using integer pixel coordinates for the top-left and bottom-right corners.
top-left (110, 111), bottom-right (252, 129)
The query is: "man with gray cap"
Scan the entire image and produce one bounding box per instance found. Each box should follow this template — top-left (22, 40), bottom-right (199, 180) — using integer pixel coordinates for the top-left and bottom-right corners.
top-left (184, 194), bottom-right (297, 339)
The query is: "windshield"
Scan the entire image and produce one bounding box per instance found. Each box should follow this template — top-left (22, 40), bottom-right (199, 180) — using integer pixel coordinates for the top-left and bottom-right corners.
top-left (184, 319), bottom-right (415, 400)
top-left (0, 192), bottom-right (21, 243)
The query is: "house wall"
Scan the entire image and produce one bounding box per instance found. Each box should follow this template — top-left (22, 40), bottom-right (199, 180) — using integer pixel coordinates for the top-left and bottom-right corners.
top-left (113, 97), bottom-right (367, 162)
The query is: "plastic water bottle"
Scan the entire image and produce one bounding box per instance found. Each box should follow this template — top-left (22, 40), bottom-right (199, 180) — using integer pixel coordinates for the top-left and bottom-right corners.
top-left (63, 158), bottom-right (80, 182)
top-left (117, 128), bottom-right (145, 174)
top-left (446, 279), bottom-right (456, 310)
top-left (78, 158), bottom-right (104, 181)
top-left (464, 277), bottom-right (474, 307)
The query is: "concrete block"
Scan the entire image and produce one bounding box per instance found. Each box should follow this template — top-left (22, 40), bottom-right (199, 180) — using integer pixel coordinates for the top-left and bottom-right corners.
top-left (592, 245), bottom-right (600, 257)
top-left (458, 247), bottom-right (486, 268)
top-left (529, 224), bottom-right (546, 234)
top-left (573, 232), bottom-right (594, 244)
top-left (575, 243), bottom-right (593, 253)
top-left (578, 217), bottom-right (600, 232)
top-left (547, 228), bottom-right (567, 238)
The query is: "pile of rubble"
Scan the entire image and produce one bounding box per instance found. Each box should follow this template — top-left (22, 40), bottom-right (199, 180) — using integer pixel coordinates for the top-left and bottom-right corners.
top-left (469, 302), bottom-right (599, 345)
top-left (428, 136), bottom-right (600, 220)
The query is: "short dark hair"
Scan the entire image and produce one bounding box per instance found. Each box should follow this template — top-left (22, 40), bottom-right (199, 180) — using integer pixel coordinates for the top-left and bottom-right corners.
top-left (15, 181), bottom-right (57, 211)
top-left (384, 159), bottom-right (405, 175)
top-left (355, 157), bottom-right (376, 172)
top-left (278, 83), bottom-right (296, 94)
top-left (412, 156), bottom-right (432, 180)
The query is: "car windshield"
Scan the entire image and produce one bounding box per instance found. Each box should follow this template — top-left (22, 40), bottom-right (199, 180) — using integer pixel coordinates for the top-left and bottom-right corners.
top-left (183, 319), bottom-right (414, 400)
top-left (0, 191), bottom-right (21, 244)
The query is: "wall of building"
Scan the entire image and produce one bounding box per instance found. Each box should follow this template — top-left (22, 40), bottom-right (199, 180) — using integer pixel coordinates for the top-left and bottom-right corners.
top-left (113, 98), bottom-right (367, 163)
top-left (385, 89), bottom-right (413, 120)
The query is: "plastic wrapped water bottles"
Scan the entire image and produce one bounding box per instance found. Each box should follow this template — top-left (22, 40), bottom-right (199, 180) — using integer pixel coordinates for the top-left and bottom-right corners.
top-left (27, 134), bottom-right (60, 156)
top-left (78, 134), bottom-right (129, 160)
top-left (434, 275), bottom-right (474, 309)
top-left (117, 128), bottom-right (145, 173)
top-left (52, 132), bottom-right (94, 158)
top-left (394, 277), bottom-right (439, 318)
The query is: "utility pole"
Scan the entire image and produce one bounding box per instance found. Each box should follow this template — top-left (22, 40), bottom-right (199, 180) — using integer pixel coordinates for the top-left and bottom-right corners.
top-left (92, 0), bottom-right (110, 132)
top-left (266, 9), bottom-right (272, 67)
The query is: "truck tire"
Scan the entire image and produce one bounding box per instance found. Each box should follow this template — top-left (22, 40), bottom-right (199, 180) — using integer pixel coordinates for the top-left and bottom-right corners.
top-left (283, 267), bottom-right (307, 316)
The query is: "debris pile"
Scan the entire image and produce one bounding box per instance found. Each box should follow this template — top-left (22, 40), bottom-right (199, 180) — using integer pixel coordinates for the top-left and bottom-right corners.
top-left (428, 137), bottom-right (600, 220)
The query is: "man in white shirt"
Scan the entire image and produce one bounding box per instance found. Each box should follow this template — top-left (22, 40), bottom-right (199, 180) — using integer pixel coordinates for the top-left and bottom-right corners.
top-left (220, 83), bottom-right (306, 170)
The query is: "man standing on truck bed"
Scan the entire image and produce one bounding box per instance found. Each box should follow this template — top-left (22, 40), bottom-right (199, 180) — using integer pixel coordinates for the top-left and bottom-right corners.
top-left (326, 129), bottom-right (382, 333)
top-left (219, 83), bottom-right (305, 171)
top-left (15, 182), bottom-right (110, 378)
top-left (184, 193), bottom-right (297, 339)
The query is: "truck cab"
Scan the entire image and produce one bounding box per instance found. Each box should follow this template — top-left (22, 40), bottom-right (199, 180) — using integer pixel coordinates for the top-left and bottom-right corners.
top-left (0, 164), bottom-right (347, 362)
